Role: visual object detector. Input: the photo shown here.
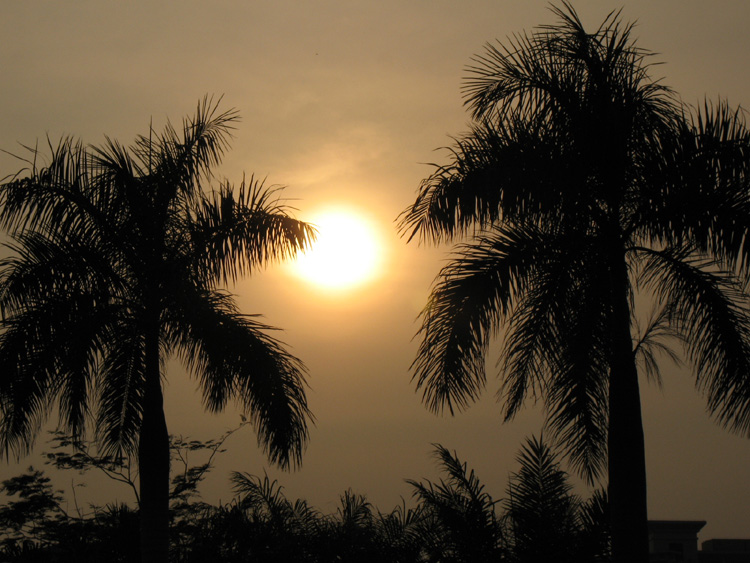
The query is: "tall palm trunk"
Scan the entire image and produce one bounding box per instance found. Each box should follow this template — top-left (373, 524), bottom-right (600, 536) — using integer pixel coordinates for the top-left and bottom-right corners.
top-left (138, 313), bottom-right (170, 563)
top-left (607, 252), bottom-right (649, 563)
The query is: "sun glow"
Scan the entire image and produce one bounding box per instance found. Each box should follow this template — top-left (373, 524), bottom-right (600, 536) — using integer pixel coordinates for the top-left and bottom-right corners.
top-left (290, 206), bottom-right (383, 291)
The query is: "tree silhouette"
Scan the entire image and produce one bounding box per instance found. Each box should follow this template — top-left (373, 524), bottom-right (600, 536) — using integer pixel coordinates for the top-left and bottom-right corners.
top-left (399, 4), bottom-right (750, 562)
top-left (228, 471), bottom-right (322, 561)
top-left (0, 436), bottom-right (607, 562)
top-left (0, 97), bottom-right (315, 562)
top-left (408, 439), bottom-right (608, 563)
top-left (408, 445), bottom-right (505, 562)
top-left (502, 436), bottom-right (606, 563)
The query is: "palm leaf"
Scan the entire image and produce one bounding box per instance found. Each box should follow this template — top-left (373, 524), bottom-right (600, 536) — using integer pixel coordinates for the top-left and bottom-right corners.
top-left (412, 224), bottom-right (552, 414)
top-left (164, 287), bottom-right (311, 469)
top-left (640, 246), bottom-right (750, 434)
top-left (188, 177), bottom-right (316, 285)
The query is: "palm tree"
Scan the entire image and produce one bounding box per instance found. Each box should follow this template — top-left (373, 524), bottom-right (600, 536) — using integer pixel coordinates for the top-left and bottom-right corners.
top-left (408, 445), bottom-right (505, 562)
top-left (399, 5), bottom-right (750, 562)
top-left (503, 436), bottom-right (605, 563)
top-left (0, 97), bottom-right (315, 562)
top-left (229, 471), bottom-right (321, 561)
top-left (374, 501), bottom-right (426, 563)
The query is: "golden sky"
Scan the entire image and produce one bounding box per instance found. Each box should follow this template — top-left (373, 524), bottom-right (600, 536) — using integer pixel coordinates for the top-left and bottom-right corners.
top-left (2, 0), bottom-right (750, 541)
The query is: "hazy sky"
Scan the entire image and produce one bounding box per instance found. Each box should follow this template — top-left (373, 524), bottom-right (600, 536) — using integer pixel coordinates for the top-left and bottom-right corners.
top-left (2, 0), bottom-right (750, 542)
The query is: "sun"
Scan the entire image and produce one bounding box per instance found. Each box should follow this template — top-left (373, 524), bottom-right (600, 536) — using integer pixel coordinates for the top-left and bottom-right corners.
top-left (289, 205), bottom-right (383, 291)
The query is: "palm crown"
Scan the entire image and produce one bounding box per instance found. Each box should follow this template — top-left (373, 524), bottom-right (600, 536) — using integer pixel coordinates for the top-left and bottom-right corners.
top-left (0, 97), bottom-right (315, 561)
top-left (400, 5), bottom-right (750, 562)
top-left (401, 3), bottom-right (750, 478)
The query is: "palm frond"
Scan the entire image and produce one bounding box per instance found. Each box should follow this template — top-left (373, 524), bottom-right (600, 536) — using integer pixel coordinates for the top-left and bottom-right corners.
top-left (543, 332), bottom-right (609, 484)
top-left (189, 177), bottom-right (316, 285)
top-left (640, 246), bottom-right (750, 434)
top-left (631, 302), bottom-right (683, 386)
top-left (397, 112), bottom-right (590, 244)
top-left (127, 95), bottom-right (239, 195)
top-left (464, 1), bottom-right (675, 125)
top-left (504, 435), bottom-right (575, 515)
top-left (230, 471), bottom-right (288, 514)
top-left (528, 252), bottom-right (610, 482)
top-left (95, 321), bottom-right (146, 457)
top-left (408, 444), bottom-right (498, 527)
top-left (376, 499), bottom-right (426, 549)
top-left (174, 94), bottom-right (239, 184)
top-left (0, 138), bottom-right (116, 242)
top-left (498, 225), bottom-right (604, 419)
top-left (503, 435), bottom-right (581, 561)
top-left (165, 287), bottom-right (311, 469)
top-left (407, 444), bottom-right (502, 560)
top-left (412, 224), bottom-right (551, 414)
top-left (0, 291), bottom-right (110, 456)
top-left (336, 489), bottom-right (374, 528)
top-left (637, 102), bottom-right (750, 271)
top-left (0, 227), bottom-right (130, 455)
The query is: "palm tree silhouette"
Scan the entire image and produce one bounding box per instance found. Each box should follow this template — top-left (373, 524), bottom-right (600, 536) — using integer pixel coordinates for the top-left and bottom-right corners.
top-left (399, 5), bottom-right (750, 562)
top-left (503, 436), bottom-right (602, 563)
top-left (408, 445), bottom-right (505, 562)
top-left (0, 97), bottom-right (315, 562)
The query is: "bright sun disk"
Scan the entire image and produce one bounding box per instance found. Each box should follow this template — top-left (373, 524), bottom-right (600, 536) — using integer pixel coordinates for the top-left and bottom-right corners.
top-left (291, 207), bottom-right (382, 291)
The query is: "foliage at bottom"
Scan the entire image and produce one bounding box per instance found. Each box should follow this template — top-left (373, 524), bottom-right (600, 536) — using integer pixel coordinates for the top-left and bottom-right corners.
top-left (0, 434), bottom-right (609, 562)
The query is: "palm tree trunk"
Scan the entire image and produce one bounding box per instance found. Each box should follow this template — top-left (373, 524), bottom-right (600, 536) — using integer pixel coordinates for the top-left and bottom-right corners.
top-left (138, 316), bottom-right (170, 563)
top-left (608, 254), bottom-right (649, 563)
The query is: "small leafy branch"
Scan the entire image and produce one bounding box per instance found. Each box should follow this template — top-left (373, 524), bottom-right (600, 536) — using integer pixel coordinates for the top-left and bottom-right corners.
top-left (0, 468), bottom-right (66, 549)
top-left (44, 431), bottom-right (141, 505)
top-left (41, 420), bottom-right (250, 512)
top-left (170, 421), bottom-right (250, 510)
top-left (0, 420), bottom-right (251, 561)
